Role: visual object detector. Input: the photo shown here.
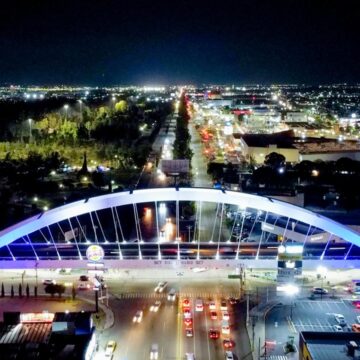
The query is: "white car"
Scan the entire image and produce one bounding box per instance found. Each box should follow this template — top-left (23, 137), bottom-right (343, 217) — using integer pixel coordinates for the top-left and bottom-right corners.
top-left (333, 324), bottom-right (343, 332)
top-left (357, 315), bottom-right (360, 324)
top-left (150, 301), bottom-right (161, 312)
top-left (104, 340), bottom-right (116, 358)
top-left (78, 282), bottom-right (90, 290)
top-left (225, 351), bottom-right (234, 360)
top-left (185, 353), bottom-right (195, 360)
top-left (42, 279), bottom-right (56, 285)
top-left (220, 300), bottom-right (228, 311)
top-left (133, 310), bottom-right (143, 323)
top-left (222, 311), bottom-right (230, 321)
top-left (155, 281), bottom-right (167, 293)
top-left (150, 343), bottom-right (158, 359)
top-left (209, 301), bottom-right (216, 310)
top-left (334, 314), bottom-right (346, 326)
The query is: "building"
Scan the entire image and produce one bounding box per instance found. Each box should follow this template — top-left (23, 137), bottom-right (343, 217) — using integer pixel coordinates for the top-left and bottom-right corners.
top-left (286, 111), bottom-right (309, 123)
top-left (294, 138), bottom-right (360, 162)
top-left (234, 131), bottom-right (299, 164)
top-left (299, 331), bottom-right (360, 360)
top-left (0, 311), bottom-right (95, 360)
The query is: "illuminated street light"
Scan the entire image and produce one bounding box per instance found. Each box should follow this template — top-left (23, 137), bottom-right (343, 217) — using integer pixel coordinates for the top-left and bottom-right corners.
top-left (64, 104), bottom-right (69, 120)
top-left (28, 118), bottom-right (32, 143)
top-left (284, 284), bottom-right (299, 320)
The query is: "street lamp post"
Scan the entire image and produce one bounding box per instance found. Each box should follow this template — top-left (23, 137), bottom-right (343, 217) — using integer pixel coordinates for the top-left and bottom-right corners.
top-left (187, 225), bottom-right (192, 242)
top-left (64, 104), bottom-right (69, 120)
top-left (78, 100), bottom-right (83, 120)
top-left (28, 118), bottom-right (32, 143)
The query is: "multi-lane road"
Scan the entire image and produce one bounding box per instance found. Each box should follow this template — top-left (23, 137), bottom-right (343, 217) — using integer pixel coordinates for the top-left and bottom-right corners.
top-left (102, 274), bottom-right (251, 360)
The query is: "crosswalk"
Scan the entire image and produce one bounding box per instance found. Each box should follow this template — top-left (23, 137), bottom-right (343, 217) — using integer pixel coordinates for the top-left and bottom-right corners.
top-left (267, 356), bottom-right (288, 360)
top-left (114, 292), bottom-right (239, 300)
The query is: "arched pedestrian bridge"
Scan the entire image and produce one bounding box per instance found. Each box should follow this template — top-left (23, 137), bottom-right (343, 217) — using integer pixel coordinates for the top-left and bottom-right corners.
top-left (0, 187), bottom-right (359, 269)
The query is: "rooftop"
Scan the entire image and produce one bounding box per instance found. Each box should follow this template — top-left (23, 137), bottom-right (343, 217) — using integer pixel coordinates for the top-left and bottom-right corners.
top-left (301, 331), bottom-right (360, 360)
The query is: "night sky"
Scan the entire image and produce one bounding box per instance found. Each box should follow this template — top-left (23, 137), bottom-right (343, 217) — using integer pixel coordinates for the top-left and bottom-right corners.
top-left (0, 0), bottom-right (359, 85)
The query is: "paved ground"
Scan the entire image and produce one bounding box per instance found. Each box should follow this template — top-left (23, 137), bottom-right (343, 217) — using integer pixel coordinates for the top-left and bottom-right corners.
top-left (265, 297), bottom-right (360, 358)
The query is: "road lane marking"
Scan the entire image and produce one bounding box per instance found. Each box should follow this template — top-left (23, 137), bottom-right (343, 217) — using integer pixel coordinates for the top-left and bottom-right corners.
top-left (204, 309), bottom-right (211, 360)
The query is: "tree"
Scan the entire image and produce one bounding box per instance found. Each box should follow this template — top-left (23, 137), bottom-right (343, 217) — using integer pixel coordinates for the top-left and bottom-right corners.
top-left (1, 283), bottom-right (4, 297)
top-left (54, 284), bottom-right (66, 298)
top-left (18, 284), bottom-right (22, 297)
top-left (72, 284), bottom-right (76, 300)
top-left (26, 284), bottom-right (30, 298)
top-left (264, 152), bottom-right (286, 169)
top-left (45, 283), bottom-right (57, 297)
top-left (115, 100), bottom-right (127, 113)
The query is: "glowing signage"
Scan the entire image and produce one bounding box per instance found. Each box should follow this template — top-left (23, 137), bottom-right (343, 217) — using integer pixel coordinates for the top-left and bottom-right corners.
top-left (20, 312), bottom-right (54, 323)
top-left (86, 245), bottom-right (105, 262)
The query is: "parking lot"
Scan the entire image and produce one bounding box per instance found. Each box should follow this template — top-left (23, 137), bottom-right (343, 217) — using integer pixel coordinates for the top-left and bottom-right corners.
top-left (291, 299), bottom-right (360, 333)
top-left (265, 298), bottom-right (360, 357)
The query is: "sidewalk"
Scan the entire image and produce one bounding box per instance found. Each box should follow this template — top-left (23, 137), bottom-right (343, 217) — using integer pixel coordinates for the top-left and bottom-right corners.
top-left (78, 295), bottom-right (114, 330)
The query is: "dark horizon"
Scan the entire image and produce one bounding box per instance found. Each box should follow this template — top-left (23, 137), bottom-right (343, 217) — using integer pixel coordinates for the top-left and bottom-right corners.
top-left (1, 0), bottom-right (360, 85)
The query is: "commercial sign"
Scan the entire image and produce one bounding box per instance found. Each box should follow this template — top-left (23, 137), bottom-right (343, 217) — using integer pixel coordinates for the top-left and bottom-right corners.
top-left (86, 245), bottom-right (105, 262)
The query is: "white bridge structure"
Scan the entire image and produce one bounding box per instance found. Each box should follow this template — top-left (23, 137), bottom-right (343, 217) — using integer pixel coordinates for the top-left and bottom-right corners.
top-left (0, 187), bottom-right (359, 269)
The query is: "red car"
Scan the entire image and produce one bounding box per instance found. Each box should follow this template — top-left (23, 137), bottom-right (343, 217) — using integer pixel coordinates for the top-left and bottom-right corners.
top-left (183, 298), bottom-right (191, 308)
top-left (210, 311), bottom-right (217, 320)
top-left (184, 318), bottom-right (193, 327)
top-left (209, 329), bottom-right (220, 339)
top-left (352, 300), bottom-right (360, 309)
top-left (223, 339), bottom-right (235, 349)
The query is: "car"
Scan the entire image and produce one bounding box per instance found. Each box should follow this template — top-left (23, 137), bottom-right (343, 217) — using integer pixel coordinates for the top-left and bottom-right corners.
top-left (228, 298), bottom-right (237, 305)
top-left (222, 311), bottom-right (230, 321)
top-left (312, 287), bottom-right (328, 295)
top-left (183, 309), bottom-right (192, 319)
top-left (79, 275), bottom-right (89, 282)
top-left (209, 300), bottom-right (216, 310)
top-left (333, 325), bottom-right (343, 332)
top-left (210, 311), bottom-right (217, 320)
top-left (133, 310), bottom-right (143, 323)
top-left (167, 288), bottom-right (177, 301)
top-left (184, 318), bottom-right (193, 327)
top-left (185, 353), bottom-right (195, 360)
top-left (352, 324), bottom-right (360, 332)
top-left (195, 299), bottom-right (204, 312)
top-left (104, 340), bottom-right (116, 358)
top-left (225, 351), bottom-right (234, 360)
top-left (154, 281), bottom-right (167, 293)
top-left (334, 314), bottom-right (346, 326)
top-left (352, 300), bottom-right (360, 309)
top-left (222, 321), bottom-right (230, 335)
top-left (223, 339), bottom-right (235, 349)
top-left (150, 343), bottom-right (158, 360)
top-left (78, 282), bottom-right (90, 290)
top-left (186, 328), bottom-right (193, 337)
top-left (209, 329), bottom-right (220, 339)
top-left (183, 298), bottom-right (191, 308)
top-left (150, 301), bottom-right (161, 312)
top-left (357, 316), bottom-right (360, 324)
top-left (220, 300), bottom-right (228, 311)
top-left (42, 279), bottom-right (56, 285)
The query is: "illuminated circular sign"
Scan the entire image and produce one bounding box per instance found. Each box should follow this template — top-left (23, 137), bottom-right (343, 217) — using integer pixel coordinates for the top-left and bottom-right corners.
top-left (86, 245), bottom-right (104, 262)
